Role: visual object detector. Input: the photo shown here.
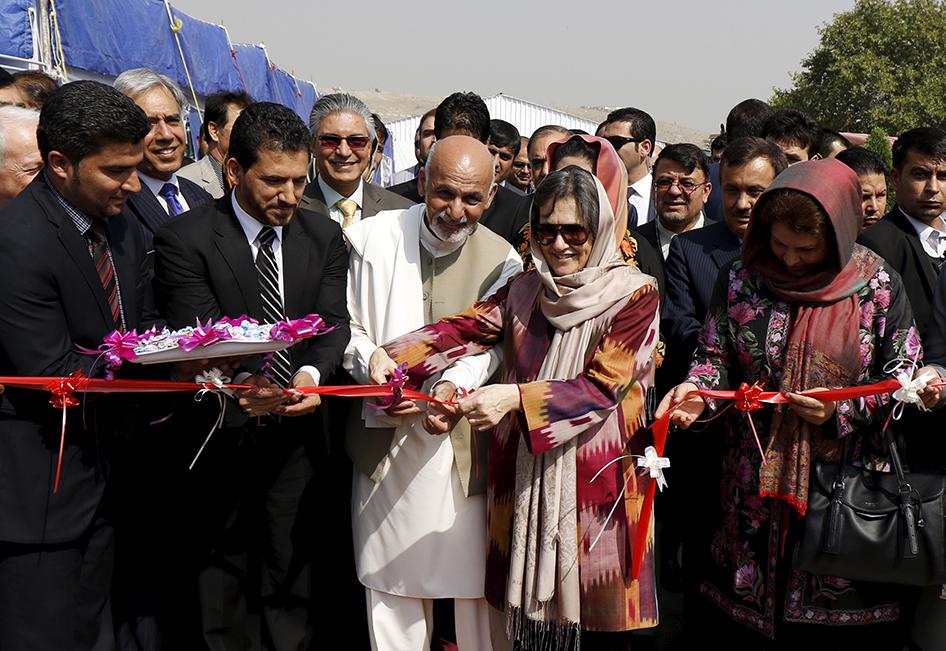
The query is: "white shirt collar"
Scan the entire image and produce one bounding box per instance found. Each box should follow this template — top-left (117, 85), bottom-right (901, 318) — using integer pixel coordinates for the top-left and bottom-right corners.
top-left (138, 171), bottom-right (179, 198)
top-left (655, 212), bottom-right (704, 259)
top-left (629, 172), bottom-right (652, 198)
top-left (230, 192), bottom-right (283, 247)
top-left (317, 175), bottom-right (364, 211)
top-left (903, 209), bottom-right (946, 258)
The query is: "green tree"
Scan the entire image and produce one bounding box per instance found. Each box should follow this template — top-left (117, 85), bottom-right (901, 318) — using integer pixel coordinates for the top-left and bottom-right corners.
top-left (863, 127), bottom-right (896, 204)
top-left (772, 0), bottom-right (946, 134)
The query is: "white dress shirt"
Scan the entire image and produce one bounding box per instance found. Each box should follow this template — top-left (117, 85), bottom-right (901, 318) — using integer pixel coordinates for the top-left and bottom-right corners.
top-left (231, 193), bottom-right (320, 385)
top-left (904, 211), bottom-right (946, 258)
top-left (138, 171), bottom-right (191, 215)
top-left (656, 212), bottom-right (705, 259)
top-left (318, 176), bottom-right (365, 226)
top-left (628, 172), bottom-right (656, 225)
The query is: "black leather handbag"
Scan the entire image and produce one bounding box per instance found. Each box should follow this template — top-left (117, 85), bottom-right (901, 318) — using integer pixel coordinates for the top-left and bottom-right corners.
top-left (793, 429), bottom-right (946, 586)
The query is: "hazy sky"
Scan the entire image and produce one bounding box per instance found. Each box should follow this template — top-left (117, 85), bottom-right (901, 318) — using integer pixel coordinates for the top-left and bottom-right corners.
top-left (172, 0), bottom-right (856, 131)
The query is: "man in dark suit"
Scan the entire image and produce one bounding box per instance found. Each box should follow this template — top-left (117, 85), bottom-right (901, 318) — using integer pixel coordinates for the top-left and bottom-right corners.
top-left (113, 68), bottom-right (214, 252)
top-left (858, 127), bottom-right (946, 339)
top-left (663, 137), bottom-right (788, 366)
top-left (153, 101), bottom-right (350, 651)
top-left (0, 80), bottom-right (152, 650)
top-left (302, 92), bottom-right (413, 226)
top-left (632, 143), bottom-right (713, 281)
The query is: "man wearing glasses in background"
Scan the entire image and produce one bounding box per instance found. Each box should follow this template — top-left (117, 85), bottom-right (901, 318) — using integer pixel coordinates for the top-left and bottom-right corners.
top-left (597, 106), bottom-right (658, 227)
top-left (632, 143), bottom-right (712, 268)
top-left (301, 93), bottom-right (413, 227)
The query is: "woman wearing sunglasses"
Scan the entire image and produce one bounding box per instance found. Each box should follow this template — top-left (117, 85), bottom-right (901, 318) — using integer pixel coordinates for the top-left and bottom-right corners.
top-left (368, 163), bottom-right (661, 650)
top-left (657, 159), bottom-right (919, 647)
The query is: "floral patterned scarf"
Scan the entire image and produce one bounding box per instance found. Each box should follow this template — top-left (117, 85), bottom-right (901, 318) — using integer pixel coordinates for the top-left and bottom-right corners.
top-left (741, 159), bottom-right (884, 515)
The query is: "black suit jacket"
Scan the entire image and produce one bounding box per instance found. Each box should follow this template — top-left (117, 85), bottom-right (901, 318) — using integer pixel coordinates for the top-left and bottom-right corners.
top-left (480, 184), bottom-right (528, 245)
top-left (153, 195), bottom-right (350, 387)
top-left (299, 178), bottom-right (414, 220)
top-left (126, 176), bottom-right (213, 251)
top-left (389, 177), bottom-right (422, 204)
top-left (0, 174), bottom-right (152, 544)
top-left (858, 207), bottom-right (940, 337)
top-left (664, 220), bottom-right (741, 358)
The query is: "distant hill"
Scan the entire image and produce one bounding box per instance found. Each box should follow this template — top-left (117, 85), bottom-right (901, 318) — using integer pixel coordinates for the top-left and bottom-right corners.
top-left (343, 88), bottom-right (711, 147)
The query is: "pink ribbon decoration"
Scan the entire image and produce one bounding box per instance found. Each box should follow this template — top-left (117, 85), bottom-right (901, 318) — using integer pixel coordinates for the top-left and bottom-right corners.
top-left (216, 315), bottom-right (259, 328)
top-left (269, 314), bottom-right (334, 344)
top-left (370, 363), bottom-right (409, 410)
top-left (177, 320), bottom-right (233, 352)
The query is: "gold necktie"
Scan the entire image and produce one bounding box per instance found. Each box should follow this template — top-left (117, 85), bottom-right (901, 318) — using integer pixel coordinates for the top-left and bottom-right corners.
top-left (336, 198), bottom-right (359, 228)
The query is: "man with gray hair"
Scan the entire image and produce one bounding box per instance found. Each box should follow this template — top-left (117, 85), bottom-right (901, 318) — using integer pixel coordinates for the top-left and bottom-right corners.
top-left (114, 67), bottom-right (212, 251)
top-left (301, 92), bottom-right (412, 226)
top-left (0, 104), bottom-right (42, 208)
top-left (345, 135), bottom-right (521, 650)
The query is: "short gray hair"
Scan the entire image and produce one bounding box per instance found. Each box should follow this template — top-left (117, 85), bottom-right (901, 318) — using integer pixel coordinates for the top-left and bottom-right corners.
top-left (113, 67), bottom-right (186, 114)
top-left (0, 105), bottom-right (39, 164)
top-left (308, 93), bottom-right (376, 142)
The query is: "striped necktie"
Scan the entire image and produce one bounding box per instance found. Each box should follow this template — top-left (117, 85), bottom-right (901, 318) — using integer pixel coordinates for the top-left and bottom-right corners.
top-left (255, 227), bottom-right (292, 387)
top-left (87, 220), bottom-right (122, 326)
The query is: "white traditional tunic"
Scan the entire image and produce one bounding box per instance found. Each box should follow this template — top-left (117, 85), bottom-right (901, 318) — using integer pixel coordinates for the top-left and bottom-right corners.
top-left (343, 204), bottom-right (521, 598)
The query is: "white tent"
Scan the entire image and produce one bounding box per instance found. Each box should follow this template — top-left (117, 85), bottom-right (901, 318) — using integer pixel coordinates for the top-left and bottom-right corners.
top-left (387, 93), bottom-right (600, 176)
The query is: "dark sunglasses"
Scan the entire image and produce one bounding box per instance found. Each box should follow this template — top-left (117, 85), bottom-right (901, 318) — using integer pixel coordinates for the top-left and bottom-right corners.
top-left (604, 135), bottom-right (643, 151)
top-left (317, 134), bottom-right (372, 152)
top-left (533, 223), bottom-right (590, 246)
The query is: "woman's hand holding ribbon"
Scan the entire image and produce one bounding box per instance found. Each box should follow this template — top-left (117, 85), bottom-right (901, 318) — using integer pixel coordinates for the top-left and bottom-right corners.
top-left (457, 384), bottom-right (521, 431)
top-left (784, 387), bottom-right (836, 425)
top-left (655, 382), bottom-right (706, 428)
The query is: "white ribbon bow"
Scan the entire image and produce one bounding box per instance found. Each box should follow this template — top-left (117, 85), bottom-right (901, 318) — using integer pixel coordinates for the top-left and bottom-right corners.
top-left (892, 369), bottom-right (936, 416)
top-left (636, 445), bottom-right (671, 492)
top-left (190, 368), bottom-right (234, 470)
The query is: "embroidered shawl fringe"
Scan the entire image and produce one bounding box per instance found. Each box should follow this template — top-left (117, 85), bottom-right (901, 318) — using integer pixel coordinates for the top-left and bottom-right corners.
top-left (506, 605), bottom-right (581, 651)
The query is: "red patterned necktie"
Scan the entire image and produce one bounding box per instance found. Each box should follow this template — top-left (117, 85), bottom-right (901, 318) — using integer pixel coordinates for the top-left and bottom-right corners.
top-left (87, 220), bottom-right (121, 325)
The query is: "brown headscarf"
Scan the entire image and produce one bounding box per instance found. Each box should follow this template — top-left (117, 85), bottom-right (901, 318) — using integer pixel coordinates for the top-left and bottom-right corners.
top-left (741, 159), bottom-right (884, 515)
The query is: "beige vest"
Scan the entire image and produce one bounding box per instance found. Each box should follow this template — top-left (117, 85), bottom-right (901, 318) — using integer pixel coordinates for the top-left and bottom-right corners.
top-left (345, 225), bottom-right (514, 496)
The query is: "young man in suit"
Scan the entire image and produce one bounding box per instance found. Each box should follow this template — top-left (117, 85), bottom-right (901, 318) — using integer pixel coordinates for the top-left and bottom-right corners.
top-left (0, 80), bottom-right (152, 650)
top-left (597, 107), bottom-right (657, 227)
top-left (388, 107), bottom-right (436, 197)
top-left (179, 90), bottom-right (254, 199)
top-left (858, 127), bottom-right (946, 338)
top-left (153, 101), bottom-right (350, 651)
top-left (302, 92), bottom-right (414, 226)
top-left (114, 68), bottom-right (214, 252)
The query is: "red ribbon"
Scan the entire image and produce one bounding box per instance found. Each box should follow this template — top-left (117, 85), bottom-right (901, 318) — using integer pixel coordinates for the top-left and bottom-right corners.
top-left (0, 375), bottom-right (452, 495)
top-left (630, 377), bottom-right (905, 580)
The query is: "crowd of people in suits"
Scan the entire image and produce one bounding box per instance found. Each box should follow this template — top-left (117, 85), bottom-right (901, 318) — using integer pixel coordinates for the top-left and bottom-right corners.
top-left (1, 62), bottom-right (946, 651)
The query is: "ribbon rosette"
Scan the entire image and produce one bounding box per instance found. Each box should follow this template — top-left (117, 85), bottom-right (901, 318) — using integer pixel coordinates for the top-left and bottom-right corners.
top-left (178, 319), bottom-right (233, 352)
top-left (190, 368), bottom-right (236, 470)
top-left (371, 363), bottom-right (409, 411)
top-left (636, 445), bottom-right (670, 492)
top-left (269, 314), bottom-right (334, 344)
top-left (47, 371), bottom-right (86, 494)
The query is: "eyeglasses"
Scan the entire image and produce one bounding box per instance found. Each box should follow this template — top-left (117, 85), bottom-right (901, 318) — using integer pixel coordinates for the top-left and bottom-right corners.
top-left (604, 135), bottom-right (643, 151)
top-left (532, 223), bottom-right (590, 246)
top-left (317, 134), bottom-right (372, 152)
top-left (653, 178), bottom-right (707, 194)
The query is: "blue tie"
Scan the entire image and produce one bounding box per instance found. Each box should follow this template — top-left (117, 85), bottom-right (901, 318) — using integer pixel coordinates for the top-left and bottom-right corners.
top-left (627, 199), bottom-right (639, 228)
top-left (159, 182), bottom-right (184, 217)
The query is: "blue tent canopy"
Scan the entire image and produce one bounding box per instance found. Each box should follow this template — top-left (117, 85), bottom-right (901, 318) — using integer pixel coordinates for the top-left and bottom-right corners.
top-left (0, 0), bottom-right (34, 60)
top-left (1, 0), bottom-right (318, 123)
